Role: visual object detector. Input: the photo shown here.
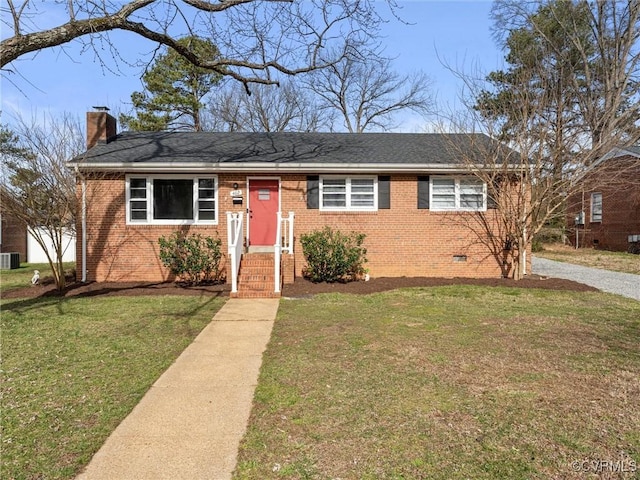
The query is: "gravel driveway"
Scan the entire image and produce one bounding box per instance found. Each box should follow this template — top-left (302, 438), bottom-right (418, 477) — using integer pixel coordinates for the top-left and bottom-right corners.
top-left (532, 257), bottom-right (640, 301)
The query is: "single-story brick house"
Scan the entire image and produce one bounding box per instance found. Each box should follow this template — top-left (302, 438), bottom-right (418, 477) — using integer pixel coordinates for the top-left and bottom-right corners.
top-left (567, 145), bottom-right (640, 253)
top-left (70, 110), bottom-right (524, 296)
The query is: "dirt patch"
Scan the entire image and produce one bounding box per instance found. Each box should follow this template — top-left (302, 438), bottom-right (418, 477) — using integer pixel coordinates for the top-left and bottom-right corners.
top-left (2, 274), bottom-right (597, 300)
top-left (282, 275), bottom-right (598, 297)
top-left (1, 279), bottom-right (230, 299)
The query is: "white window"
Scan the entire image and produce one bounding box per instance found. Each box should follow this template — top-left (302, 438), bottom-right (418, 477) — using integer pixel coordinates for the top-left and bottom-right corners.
top-left (430, 176), bottom-right (486, 212)
top-left (320, 176), bottom-right (377, 211)
top-left (591, 192), bottom-right (602, 223)
top-left (126, 175), bottom-right (218, 224)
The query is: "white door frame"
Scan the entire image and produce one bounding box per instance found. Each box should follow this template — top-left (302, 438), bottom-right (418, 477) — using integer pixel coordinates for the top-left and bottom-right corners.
top-left (246, 176), bottom-right (282, 247)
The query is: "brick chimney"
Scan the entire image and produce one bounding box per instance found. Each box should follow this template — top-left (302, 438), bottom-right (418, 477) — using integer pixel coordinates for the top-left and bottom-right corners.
top-left (86, 107), bottom-right (117, 149)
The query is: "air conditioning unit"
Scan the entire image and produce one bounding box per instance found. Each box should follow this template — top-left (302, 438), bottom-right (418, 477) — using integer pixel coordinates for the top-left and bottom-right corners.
top-left (0, 252), bottom-right (20, 270)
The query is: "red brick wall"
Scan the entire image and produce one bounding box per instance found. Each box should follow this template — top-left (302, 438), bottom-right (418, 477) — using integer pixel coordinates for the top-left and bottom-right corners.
top-left (566, 157), bottom-right (640, 251)
top-left (281, 254), bottom-right (295, 284)
top-left (0, 212), bottom-right (27, 261)
top-left (283, 174), bottom-right (506, 279)
top-left (79, 173), bottom-right (518, 282)
top-left (87, 112), bottom-right (117, 149)
top-left (78, 174), bottom-right (226, 282)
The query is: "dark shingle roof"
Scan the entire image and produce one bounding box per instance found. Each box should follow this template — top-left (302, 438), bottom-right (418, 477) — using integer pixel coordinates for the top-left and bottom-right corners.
top-left (71, 131), bottom-right (507, 172)
top-left (623, 145), bottom-right (640, 156)
top-left (594, 144), bottom-right (640, 166)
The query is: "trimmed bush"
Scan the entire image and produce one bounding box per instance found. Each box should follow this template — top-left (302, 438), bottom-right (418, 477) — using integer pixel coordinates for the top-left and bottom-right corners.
top-left (158, 232), bottom-right (224, 285)
top-left (300, 226), bottom-right (367, 283)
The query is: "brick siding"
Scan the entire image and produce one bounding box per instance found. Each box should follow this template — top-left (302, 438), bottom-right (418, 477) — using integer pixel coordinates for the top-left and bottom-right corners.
top-left (566, 157), bottom-right (640, 251)
top-left (78, 173), bottom-right (522, 282)
top-left (0, 211), bottom-right (27, 261)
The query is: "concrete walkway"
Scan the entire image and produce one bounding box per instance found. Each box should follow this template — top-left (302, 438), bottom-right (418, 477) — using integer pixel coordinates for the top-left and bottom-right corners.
top-left (76, 298), bottom-right (279, 480)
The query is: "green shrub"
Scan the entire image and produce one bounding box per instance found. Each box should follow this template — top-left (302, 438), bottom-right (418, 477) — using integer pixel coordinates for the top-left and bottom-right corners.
top-left (300, 226), bottom-right (367, 283)
top-left (534, 227), bottom-right (566, 247)
top-left (158, 232), bottom-right (224, 285)
top-left (531, 239), bottom-right (544, 253)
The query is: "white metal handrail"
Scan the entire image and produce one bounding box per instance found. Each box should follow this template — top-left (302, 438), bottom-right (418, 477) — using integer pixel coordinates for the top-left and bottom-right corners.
top-left (281, 211), bottom-right (295, 254)
top-left (226, 212), bottom-right (243, 294)
top-left (273, 211), bottom-right (295, 294)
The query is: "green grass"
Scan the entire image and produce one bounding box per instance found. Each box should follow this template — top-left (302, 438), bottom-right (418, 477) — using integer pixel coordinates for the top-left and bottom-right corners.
top-left (536, 244), bottom-right (640, 275)
top-left (234, 286), bottom-right (640, 479)
top-left (1, 294), bottom-right (225, 480)
top-left (0, 262), bottom-right (75, 294)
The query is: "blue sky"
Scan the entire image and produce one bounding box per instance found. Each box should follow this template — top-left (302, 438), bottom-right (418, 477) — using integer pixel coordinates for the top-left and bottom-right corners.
top-left (1, 1), bottom-right (504, 132)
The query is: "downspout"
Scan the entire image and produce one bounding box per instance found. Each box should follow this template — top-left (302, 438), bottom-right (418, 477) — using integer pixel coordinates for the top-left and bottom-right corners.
top-left (74, 166), bottom-right (87, 282)
top-left (522, 222), bottom-right (527, 276)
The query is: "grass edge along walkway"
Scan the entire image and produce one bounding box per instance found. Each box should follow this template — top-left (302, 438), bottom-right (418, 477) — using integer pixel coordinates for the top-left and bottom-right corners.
top-left (2, 294), bottom-right (226, 480)
top-left (234, 286), bottom-right (640, 480)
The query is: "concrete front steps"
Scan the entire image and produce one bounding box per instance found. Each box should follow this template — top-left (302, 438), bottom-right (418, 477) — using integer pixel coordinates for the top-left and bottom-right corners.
top-left (233, 253), bottom-right (281, 298)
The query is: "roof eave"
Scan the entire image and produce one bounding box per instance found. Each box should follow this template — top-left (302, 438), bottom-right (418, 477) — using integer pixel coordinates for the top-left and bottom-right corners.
top-left (595, 146), bottom-right (640, 165)
top-left (67, 161), bottom-right (516, 174)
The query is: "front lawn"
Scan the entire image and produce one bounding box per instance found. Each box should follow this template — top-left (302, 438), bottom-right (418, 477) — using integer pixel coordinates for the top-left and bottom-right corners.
top-left (1, 294), bottom-right (225, 480)
top-left (0, 262), bottom-right (75, 294)
top-left (536, 244), bottom-right (640, 275)
top-left (235, 286), bottom-right (640, 479)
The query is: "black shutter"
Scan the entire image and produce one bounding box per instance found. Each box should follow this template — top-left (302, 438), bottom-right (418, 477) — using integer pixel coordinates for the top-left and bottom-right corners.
top-left (307, 176), bottom-right (319, 209)
top-left (378, 176), bottom-right (390, 209)
top-left (487, 176), bottom-right (500, 209)
top-left (417, 176), bottom-right (430, 209)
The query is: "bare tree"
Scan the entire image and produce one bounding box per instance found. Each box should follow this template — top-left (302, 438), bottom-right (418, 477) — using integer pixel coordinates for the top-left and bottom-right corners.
top-left (437, 0), bottom-right (640, 279)
top-left (487, 0), bottom-right (640, 156)
top-left (446, 111), bottom-right (638, 281)
top-left (1, 1), bottom-right (396, 90)
top-left (1, 113), bottom-right (84, 290)
top-left (306, 52), bottom-right (434, 132)
top-left (207, 79), bottom-right (331, 132)
top-left (440, 109), bottom-right (549, 281)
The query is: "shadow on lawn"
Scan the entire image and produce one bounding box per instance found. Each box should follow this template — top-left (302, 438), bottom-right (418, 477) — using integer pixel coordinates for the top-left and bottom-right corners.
top-left (1, 280), bottom-right (229, 313)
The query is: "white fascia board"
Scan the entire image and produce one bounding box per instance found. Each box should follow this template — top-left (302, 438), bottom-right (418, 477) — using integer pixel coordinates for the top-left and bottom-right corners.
top-left (594, 147), bottom-right (640, 167)
top-left (69, 162), bottom-right (509, 174)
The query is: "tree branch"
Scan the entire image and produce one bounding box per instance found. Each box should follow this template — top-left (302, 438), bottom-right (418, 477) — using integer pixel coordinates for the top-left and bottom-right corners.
top-left (1, 0), bottom-right (155, 67)
top-left (1, 0), bottom-right (392, 89)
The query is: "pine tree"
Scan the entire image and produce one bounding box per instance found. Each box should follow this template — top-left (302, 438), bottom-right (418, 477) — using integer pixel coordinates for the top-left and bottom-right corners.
top-left (120, 37), bottom-right (222, 131)
top-left (476, 0), bottom-right (639, 153)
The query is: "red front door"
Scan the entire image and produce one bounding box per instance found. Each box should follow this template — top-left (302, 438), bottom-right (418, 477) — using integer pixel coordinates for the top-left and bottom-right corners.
top-left (248, 179), bottom-right (279, 246)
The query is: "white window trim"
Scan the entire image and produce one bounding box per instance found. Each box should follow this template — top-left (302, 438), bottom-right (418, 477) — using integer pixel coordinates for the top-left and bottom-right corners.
top-left (590, 192), bottom-right (602, 223)
top-left (429, 176), bottom-right (487, 212)
top-left (126, 174), bottom-right (218, 225)
top-left (319, 175), bottom-right (378, 212)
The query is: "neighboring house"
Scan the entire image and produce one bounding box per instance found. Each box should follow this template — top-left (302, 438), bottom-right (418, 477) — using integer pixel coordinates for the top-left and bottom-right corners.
top-left (0, 188), bottom-right (27, 262)
top-left (70, 110), bottom-right (523, 296)
top-left (0, 210), bottom-right (28, 262)
top-left (567, 146), bottom-right (640, 252)
top-left (1, 188), bottom-right (76, 264)
top-left (0, 215), bottom-right (76, 265)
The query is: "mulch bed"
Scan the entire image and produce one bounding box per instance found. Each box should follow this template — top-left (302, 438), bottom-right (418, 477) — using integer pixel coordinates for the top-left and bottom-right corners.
top-left (2, 274), bottom-right (597, 300)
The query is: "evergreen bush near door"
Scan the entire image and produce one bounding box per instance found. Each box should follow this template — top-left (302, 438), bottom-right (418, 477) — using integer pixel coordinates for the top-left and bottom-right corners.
top-left (301, 226), bottom-right (367, 282)
top-left (158, 232), bottom-right (224, 285)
